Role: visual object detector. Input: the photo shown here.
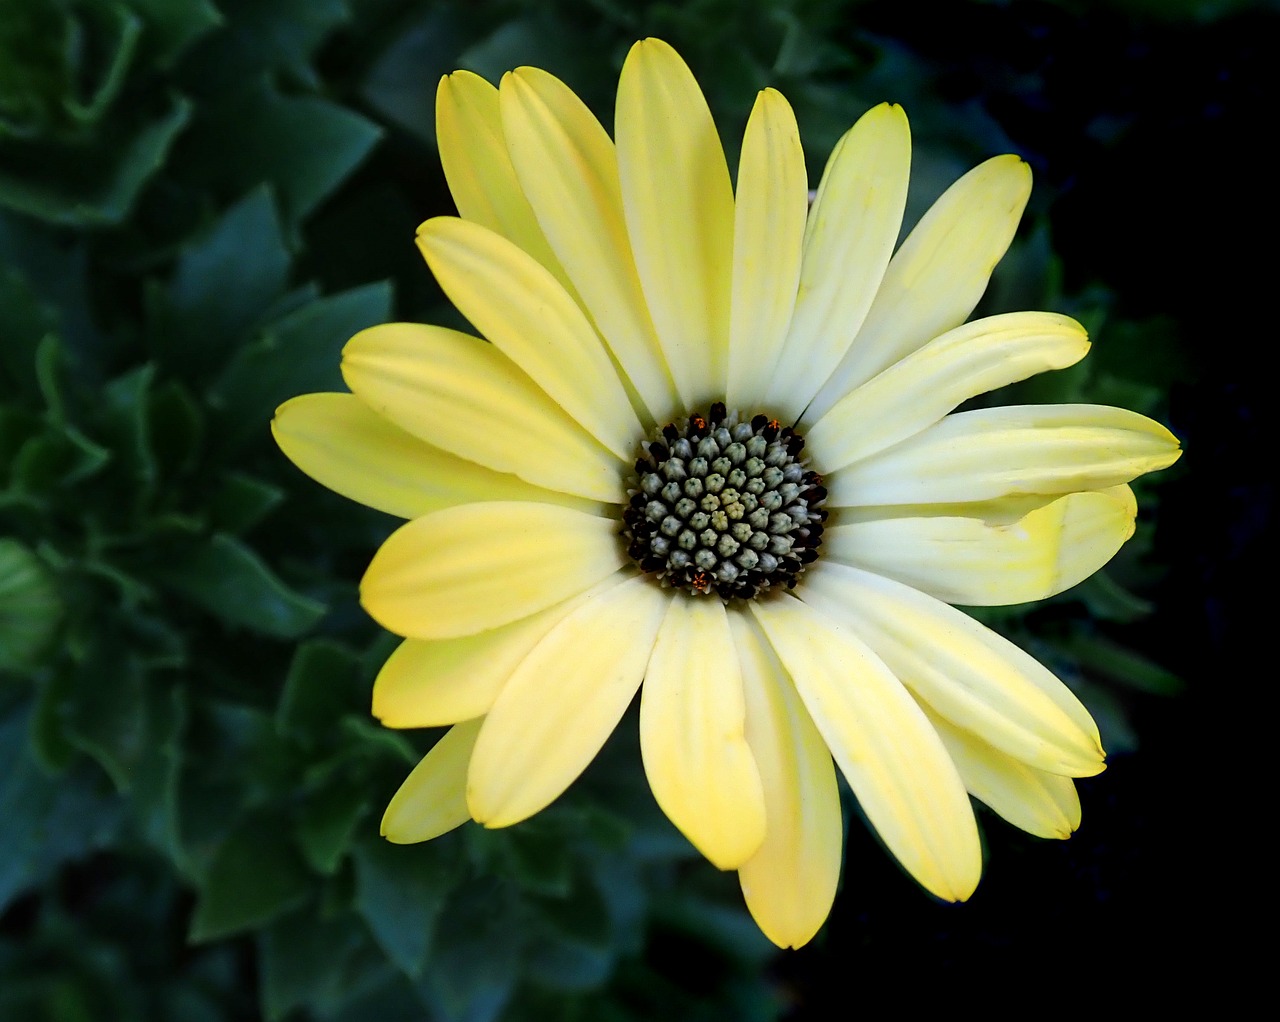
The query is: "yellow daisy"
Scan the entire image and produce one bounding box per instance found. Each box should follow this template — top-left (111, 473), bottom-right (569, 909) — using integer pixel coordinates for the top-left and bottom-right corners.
top-left (272, 38), bottom-right (1181, 949)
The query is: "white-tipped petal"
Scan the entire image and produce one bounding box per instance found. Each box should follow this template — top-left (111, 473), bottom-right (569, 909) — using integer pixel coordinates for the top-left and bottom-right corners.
top-left (342, 323), bottom-right (622, 503)
top-left (825, 404), bottom-right (1182, 507)
top-left (806, 154), bottom-right (1033, 421)
top-left (752, 595), bottom-right (981, 903)
top-left (641, 594), bottom-right (766, 870)
top-left (808, 312), bottom-right (1090, 472)
top-left (467, 576), bottom-right (668, 827)
top-left (616, 38), bottom-right (734, 406)
top-left (726, 88), bottom-right (807, 412)
top-left (361, 503), bottom-right (625, 640)
top-left (801, 562), bottom-right (1104, 775)
top-left (732, 611), bottom-right (842, 949)
top-left (382, 718), bottom-right (483, 844)
top-left (767, 103), bottom-right (910, 419)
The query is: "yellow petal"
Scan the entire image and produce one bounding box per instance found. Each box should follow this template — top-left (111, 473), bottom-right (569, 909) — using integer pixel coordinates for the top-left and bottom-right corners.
top-left (381, 718), bottom-right (482, 844)
top-left (725, 88), bottom-right (807, 412)
top-left (416, 217), bottom-right (641, 458)
top-left (807, 312), bottom-right (1090, 470)
top-left (800, 562), bottom-right (1104, 775)
top-left (640, 594), bottom-right (766, 870)
top-left (825, 403), bottom-right (1182, 507)
top-left (927, 710), bottom-right (1082, 840)
top-left (767, 103), bottom-right (911, 419)
top-left (342, 322), bottom-right (622, 503)
top-left (616, 38), bottom-right (734, 406)
top-left (360, 502), bottom-right (625, 640)
top-left (373, 573), bottom-right (628, 728)
top-left (435, 71), bottom-right (573, 293)
top-left (752, 595), bottom-right (981, 903)
top-left (824, 487), bottom-right (1137, 606)
top-left (807, 154), bottom-right (1032, 420)
top-left (500, 66), bottom-right (679, 424)
top-left (467, 575), bottom-right (668, 827)
top-left (731, 611), bottom-right (841, 949)
top-left (272, 392), bottom-right (581, 518)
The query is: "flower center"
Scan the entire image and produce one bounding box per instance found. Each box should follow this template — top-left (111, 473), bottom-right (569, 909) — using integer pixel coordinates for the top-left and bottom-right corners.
top-left (622, 402), bottom-right (827, 600)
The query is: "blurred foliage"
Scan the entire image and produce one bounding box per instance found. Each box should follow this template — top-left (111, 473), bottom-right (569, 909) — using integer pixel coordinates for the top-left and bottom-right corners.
top-left (0, 0), bottom-right (1215, 1018)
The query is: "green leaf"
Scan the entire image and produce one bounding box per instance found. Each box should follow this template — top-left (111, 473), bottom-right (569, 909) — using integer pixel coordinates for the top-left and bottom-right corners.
top-left (147, 379), bottom-right (204, 477)
top-left (208, 471), bottom-right (285, 535)
top-left (258, 908), bottom-right (372, 1022)
top-left (0, 704), bottom-right (124, 913)
top-left (209, 280), bottom-right (392, 454)
top-left (0, 94), bottom-right (192, 226)
top-left (154, 533), bottom-right (325, 638)
top-left (0, 265), bottom-right (58, 399)
top-left (353, 837), bottom-right (458, 978)
top-left (1074, 571), bottom-right (1154, 623)
top-left (416, 880), bottom-right (521, 1022)
top-left (127, 0), bottom-right (224, 69)
top-left (361, 6), bottom-right (466, 142)
top-left (180, 0), bottom-right (350, 90)
top-left (0, 539), bottom-right (61, 673)
top-left (61, 641), bottom-right (150, 792)
top-left (296, 767), bottom-right (370, 875)
top-left (100, 363), bottom-right (158, 490)
top-left (181, 77), bottom-right (381, 227)
top-left (1068, 633), bottom-right (1184, 696)
top-left (190, 813), bottom-right (311, 941)
top-left (152, 185), bottom-right (291, 377)
top-left (277, 639), bottom-right (366, 738)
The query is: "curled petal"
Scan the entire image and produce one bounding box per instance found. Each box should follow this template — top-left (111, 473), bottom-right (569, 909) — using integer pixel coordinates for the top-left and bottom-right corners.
top-left (824, 486), bottom-right (1138, 606)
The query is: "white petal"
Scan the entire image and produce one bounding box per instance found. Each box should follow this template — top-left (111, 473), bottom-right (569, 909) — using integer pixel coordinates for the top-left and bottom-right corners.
top-left (805, 154), bottom-right (1033, 421)
top-left (766, 103), bottom-right (911, 419)
top-left (725, 88), bottom-right (807, 412)
top-left (467, 575), bottom-right (668, 827)
top-left (641, 594), bottom-right (766, 870)
top-left (752, 595), bottom-right (981, 902)
top-left (799, 562), bottom-right (1104, 774)
top-left (825, 404), bottom-right (1182, 507)
top-left (361, 502), bottom-right (625, 640)
top-left (824, 487), bottom-right (1137, 605)
top-left (416, 216), bottom-right (641, 458)
top-left (381, 718), bottom-right (482, 844)
top-left (731, 611), bottom-right (842, 949)
top-left (342, 323), bottom-right (623, 503)
top-left (616, 38), bottom-right (734, 406)
top-left (808, 312), bottom-right (1090, 472)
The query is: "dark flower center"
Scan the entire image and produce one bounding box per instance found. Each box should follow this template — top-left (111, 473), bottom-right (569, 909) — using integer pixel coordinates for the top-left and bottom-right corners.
top-left (622, 402), bottom-right (827, 601)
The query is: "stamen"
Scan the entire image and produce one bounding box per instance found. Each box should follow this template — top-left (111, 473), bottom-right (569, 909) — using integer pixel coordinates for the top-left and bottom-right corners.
top-left (622, 408), bottom-right (827, 601)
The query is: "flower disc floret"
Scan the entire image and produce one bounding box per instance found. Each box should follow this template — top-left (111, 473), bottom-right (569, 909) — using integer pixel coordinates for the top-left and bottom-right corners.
top-left (623, 402), bottom-right (827, 599)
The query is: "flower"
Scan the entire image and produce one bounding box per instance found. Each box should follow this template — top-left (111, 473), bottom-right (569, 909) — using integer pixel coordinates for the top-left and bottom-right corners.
top-left (272, 38), bottom-right (1181, 949)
